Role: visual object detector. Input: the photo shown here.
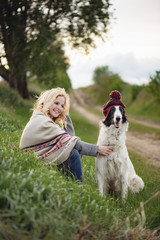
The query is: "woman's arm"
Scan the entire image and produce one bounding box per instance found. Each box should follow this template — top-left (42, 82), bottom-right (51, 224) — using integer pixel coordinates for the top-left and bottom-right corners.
top-left (65, 115), bottom-right (113, 157)
top-left (75, 140), bottom-right (113, 157)
top-left (65, 115), bottom-right (75, 136)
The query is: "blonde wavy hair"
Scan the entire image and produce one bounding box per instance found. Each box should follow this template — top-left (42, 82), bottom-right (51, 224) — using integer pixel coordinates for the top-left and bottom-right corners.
top-left (33, 88), bottom-right (70, 127)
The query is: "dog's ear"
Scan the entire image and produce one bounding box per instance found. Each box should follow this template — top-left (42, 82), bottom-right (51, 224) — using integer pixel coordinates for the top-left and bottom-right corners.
top-left (122, 109), bottom-right (127, 123)
top-left (103, 111), bottom-right (112, 127)
top-left (119, 106), bottom-right (127, 123)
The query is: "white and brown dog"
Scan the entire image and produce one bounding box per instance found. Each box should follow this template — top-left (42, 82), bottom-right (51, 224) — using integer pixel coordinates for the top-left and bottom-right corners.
top-left (96, 91), bottom-right (144, 199)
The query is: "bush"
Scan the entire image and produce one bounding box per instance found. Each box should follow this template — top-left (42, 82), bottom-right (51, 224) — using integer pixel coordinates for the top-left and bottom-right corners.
top-left (130, 84), bottom-right (144, 101)
top-left (0, 85), bottom-right (23, 106)
top-left (148, 71), bottom-right (160, 101)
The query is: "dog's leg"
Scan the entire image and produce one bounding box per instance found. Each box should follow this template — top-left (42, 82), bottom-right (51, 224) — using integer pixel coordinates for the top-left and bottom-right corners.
top-left (97, 173), bottom-right (107, 196)
top-left (121, 175), bottom-right (128, 200)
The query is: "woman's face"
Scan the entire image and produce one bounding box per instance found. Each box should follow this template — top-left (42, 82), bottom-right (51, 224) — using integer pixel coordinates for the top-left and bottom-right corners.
top-left (49, 96), bottom-right (65, 119)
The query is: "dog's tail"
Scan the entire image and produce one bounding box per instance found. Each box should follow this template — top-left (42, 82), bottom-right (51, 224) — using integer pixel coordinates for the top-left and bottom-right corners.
top-left (129, 175), bottom-right (144, 193)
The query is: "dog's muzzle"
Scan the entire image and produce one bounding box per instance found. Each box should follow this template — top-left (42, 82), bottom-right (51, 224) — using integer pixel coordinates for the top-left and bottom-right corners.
top-left (115, 116), bottom-right (121, 128)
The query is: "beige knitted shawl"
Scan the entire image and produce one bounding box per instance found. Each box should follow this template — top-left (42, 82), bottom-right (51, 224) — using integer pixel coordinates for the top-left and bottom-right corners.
top-left (19, 111), bottom-right (79, 165)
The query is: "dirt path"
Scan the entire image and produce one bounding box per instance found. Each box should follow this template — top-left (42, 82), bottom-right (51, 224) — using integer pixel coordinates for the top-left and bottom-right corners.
top-left (70, 89), bottom-right (160, 168)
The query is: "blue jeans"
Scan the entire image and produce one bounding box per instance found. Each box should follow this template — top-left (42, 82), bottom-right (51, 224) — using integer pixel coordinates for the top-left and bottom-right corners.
top-left (70, 149), bottom-right (83, 182)
top-left (58, 149), bottom-right (83, 182)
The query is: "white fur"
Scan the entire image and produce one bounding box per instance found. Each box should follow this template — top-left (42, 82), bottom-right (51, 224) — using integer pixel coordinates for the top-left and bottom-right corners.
top-left (96, 107), bottom-right (144, 199)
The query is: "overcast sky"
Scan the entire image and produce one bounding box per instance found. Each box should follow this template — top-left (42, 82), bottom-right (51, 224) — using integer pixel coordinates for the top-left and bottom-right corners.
top-left (65, 0), bottom-right (160, 88)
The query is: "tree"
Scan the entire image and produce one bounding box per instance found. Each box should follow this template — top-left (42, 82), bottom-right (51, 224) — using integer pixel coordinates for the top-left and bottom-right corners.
top-left (92, 65), bottom-right (124, 101)
top-left (29, 32), bottom-right (72, 90)
top-left (93, 65), bottom-right (123, 91)
top-left (93, 65), bottom-right (111, 84)
top-left (0, 0), bottom-right (111, 98)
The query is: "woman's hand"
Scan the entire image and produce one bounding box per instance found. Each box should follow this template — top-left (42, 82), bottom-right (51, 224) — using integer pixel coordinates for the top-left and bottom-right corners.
top-left (97, 145), bottom-right (113, 156)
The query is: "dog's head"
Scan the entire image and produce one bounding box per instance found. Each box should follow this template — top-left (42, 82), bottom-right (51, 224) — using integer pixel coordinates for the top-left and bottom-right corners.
top-left (103, 106), bottom-right (127, 128)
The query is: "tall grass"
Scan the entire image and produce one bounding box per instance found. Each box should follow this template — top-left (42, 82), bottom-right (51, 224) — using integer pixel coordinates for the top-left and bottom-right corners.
top-left (0, 87), bottom-right (160, 240)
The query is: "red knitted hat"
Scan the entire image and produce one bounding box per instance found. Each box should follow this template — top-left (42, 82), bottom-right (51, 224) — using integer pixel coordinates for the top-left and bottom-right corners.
top-left (103, 90), bottom-right (125, 119)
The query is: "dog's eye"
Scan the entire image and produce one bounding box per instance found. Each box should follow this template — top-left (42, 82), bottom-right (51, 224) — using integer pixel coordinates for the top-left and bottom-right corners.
top-left (111, 107), bottom-right (115, 113)
top-left (119, 107), bottom-right (123, 113)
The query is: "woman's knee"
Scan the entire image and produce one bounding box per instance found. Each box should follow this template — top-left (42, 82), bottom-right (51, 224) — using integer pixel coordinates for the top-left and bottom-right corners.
top-left (71, 149), bottom-right (81, 160)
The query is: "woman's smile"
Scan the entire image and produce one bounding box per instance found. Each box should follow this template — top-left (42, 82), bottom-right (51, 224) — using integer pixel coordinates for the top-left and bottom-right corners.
top-left (49, 96), bottom-right (65, 119)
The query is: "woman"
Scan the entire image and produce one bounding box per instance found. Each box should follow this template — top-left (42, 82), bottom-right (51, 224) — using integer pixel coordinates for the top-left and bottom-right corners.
top-left (20, 88), bottom-right (113, 181)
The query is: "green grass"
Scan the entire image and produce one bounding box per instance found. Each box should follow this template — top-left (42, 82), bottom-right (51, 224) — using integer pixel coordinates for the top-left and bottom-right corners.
top-left (126, 98), bottom-right (160, 123)
top-left (69, 110), bottom-right (99, 144)
top-left (0, 87), bottom-right (160, 240)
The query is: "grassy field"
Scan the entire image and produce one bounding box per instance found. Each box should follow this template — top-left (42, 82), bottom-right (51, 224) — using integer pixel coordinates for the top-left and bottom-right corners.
top-left (0, 86), bottom-right (160, 240)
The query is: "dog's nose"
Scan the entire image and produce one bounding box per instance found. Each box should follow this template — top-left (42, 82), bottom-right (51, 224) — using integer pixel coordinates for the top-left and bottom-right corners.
top-left (116, 116), bottom-right (121, 122)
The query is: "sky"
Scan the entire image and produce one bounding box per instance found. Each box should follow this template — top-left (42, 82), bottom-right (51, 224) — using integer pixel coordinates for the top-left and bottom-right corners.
top-left (65, 0), bottom-right (160, 89)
